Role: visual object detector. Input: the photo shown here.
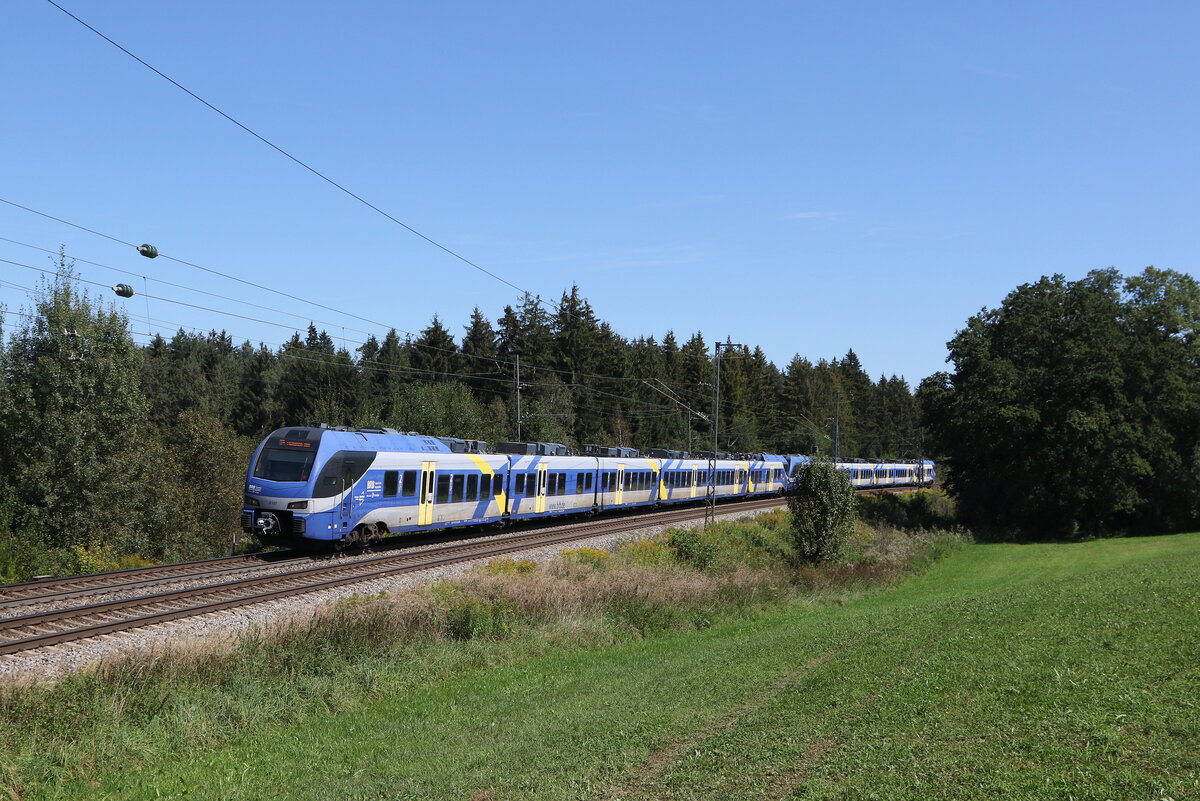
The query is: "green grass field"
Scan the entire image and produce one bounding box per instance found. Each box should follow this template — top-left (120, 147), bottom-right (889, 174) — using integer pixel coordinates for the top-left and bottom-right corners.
top-left (23, 533), bottom-right (1200, 800)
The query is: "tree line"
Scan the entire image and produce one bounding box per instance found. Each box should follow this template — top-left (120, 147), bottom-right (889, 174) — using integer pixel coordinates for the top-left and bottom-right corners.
top-left (919, 267), bottom-right (1200, 540)
top-left (0, 259), bottom-right (920, 578)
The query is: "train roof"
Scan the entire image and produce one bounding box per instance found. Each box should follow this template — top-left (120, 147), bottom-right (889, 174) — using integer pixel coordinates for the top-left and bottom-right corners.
top-left (262, 426), bottom-right (451, 454)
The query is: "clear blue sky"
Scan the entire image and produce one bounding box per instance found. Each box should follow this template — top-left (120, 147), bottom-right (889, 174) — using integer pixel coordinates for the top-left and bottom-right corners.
top-left (2, 1), bottom-right (1197, 385)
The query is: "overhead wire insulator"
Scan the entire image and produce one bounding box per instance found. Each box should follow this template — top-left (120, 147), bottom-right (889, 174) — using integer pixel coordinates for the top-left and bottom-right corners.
top-left (113, 284), bottom-right (135, 298)
top-left (137, 244), bottom-right (158, 258)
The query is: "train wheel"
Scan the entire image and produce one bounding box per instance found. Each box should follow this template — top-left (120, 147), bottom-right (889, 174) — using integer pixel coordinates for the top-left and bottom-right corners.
top-left (347, 525), bottom-right (372, 551)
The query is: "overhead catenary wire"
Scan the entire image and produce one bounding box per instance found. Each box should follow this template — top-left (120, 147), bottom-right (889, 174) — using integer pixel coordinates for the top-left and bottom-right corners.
top-left (1, 202), bottom-right (721, 393)
top-left (5, 264), bottom-right (704, 416)
top-left (0, 196), bottom-right (400, 335)
top-left (0, 235), bottom-right (378, 339)
top-left (42, 0), bottom-right (532, 299)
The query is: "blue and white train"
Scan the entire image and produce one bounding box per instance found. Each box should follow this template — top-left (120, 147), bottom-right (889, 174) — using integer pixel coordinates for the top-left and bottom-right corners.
top-left (241, 425), bottom-right (934, 548)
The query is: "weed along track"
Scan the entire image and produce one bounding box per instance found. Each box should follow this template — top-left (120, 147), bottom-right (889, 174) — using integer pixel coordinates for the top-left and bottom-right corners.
top-left (0, 496), bottom-right (787, 658)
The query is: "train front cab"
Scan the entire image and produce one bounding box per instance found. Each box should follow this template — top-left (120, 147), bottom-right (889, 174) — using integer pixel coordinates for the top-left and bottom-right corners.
top-left (242, 427), bottom-right (344, 545)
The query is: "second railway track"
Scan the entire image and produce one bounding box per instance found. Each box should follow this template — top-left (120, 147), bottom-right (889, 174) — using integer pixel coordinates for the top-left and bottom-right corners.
top-left (0, 496), bottom-right (787, 657)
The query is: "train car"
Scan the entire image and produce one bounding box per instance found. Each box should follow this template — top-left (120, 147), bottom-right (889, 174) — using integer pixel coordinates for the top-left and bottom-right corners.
top-left (782, 455), bottom-right (813, 484)
top-left (654, 457), bottom-right (709, 504)
top-left (745, 454), bottom-right (788, 496)
top-left (506, 454), bottom-right (598, 520)
top-left (243, 425), bottom-right (508, 547)
top-left (596, 456), bottom-right (660, 510)
top-left (842, 463), bottom-right (877, 489)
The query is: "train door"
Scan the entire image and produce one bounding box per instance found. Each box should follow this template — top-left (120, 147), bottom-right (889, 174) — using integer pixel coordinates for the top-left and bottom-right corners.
top-left (615, 464), bottom-right (625, 505)
top-left (690, 466), bottom-right (698, 499)
top-left (418, 461), bottom-right (436, 526)
top-left (535, 462), bottom-right (548, 513)
top-left (338, 457), bottom-right (356, 525)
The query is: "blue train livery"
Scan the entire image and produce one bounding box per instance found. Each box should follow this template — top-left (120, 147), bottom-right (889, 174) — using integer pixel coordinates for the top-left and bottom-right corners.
top-left (241, 425), bottom-right (934, 548)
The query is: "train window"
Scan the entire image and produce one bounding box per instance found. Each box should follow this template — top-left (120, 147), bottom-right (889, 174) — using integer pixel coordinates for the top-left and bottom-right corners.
top-left (585, 473), bottom-right (593, 490)
top-left (383, 470), bottom-right (399, 497)
top-left (494, 475), bottom-right (503, 496)
top-left (252, 446), bottom-right (316, 482)
top-left (558, 473), bottom-right (567, 494)
top-left (576, 474), bottom-right (585, 494)
top-left (467, 474), bottom-right (479, 500)
top-left (515, 474), bottom-right (526, 494)
top-left (436, 475), bottom-right (450, 503)
top-left (481, 475), bottom-right (491, 500)
top-left (452, 475), bottom-right (464, 503)
top-left (402, 471), bottom-right (417, 496)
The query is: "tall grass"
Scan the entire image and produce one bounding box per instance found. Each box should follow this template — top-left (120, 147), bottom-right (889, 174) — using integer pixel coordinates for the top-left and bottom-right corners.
top-left (0, 512), bottom-right (966, 798)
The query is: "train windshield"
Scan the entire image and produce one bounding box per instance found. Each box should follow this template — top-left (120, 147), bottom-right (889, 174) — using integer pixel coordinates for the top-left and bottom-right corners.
top-left (253, 447), bottom-right (316, 482)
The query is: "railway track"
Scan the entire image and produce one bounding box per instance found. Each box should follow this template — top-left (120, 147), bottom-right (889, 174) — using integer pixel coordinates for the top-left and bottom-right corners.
top-left (0, 485), bottom-right (923, 658)
top-left (0, 496), bottom-right (786, 657)
top-left (0, 552), bottom-right (303, 612)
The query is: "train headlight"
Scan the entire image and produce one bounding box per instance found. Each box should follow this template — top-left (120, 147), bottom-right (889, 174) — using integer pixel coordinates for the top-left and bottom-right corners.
top-left (245, 496), bottom-right (259, 507)
top-left (287, 500), bottom-right (308, 510)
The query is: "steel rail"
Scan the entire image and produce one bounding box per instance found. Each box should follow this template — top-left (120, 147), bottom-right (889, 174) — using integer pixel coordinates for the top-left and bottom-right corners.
top-left (0, 553), bottom-right (297, 606)
top-left (0, 496), bottom-right (786, 656)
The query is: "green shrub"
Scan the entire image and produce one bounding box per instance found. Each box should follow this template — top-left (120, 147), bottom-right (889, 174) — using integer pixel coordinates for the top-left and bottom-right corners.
top-left (786, 459), bottom-right (856, 564)
top-left (560, 547), bottom-right (611, 569)
top-left (857, 489), bottom-right (957, 531)
top-left (667, 528), bottom-right (718, 570)
top-left (614, 537), bottom-right (674, 567)
top-left (477, 556), bottom-right (538, 575)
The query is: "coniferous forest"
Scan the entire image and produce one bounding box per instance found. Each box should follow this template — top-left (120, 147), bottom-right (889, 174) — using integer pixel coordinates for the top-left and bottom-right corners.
top-left (7, 257), bottom-right (1195, 579)
top-left (0, 264), bottom-right (920, 577)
